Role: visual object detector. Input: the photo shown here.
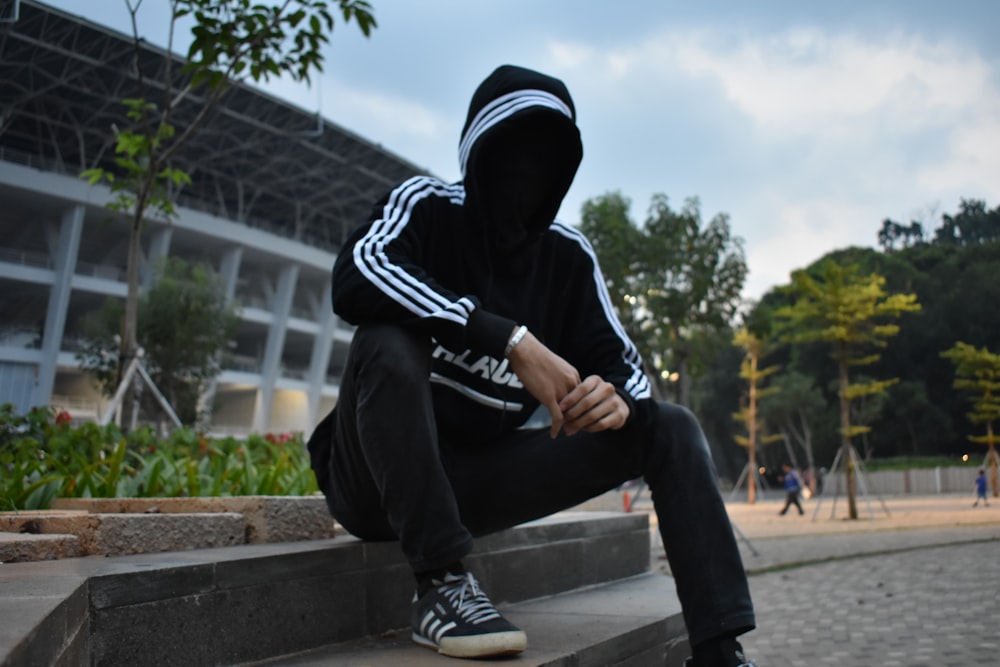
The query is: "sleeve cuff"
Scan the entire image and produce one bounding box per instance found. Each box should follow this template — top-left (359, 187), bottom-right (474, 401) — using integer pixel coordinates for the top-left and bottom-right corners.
top-left (614, 387), bottom-right (637, 428)
top-left (467, 307), bottom-right (518, 359)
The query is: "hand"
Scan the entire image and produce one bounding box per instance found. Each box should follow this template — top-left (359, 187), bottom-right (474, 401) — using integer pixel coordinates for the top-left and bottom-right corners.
top-left (559, 375), bottom-right (630, 436)
top-left (506, 330), bottom-right (581, 438)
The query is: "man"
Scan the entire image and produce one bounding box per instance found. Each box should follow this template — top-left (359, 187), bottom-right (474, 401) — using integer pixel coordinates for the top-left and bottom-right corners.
top-left (973, 469), bottom-right (988, 507)
top-left (778, 463), bottom-right (804, 516)
top-left (308, 64), bottom-right (756, 667)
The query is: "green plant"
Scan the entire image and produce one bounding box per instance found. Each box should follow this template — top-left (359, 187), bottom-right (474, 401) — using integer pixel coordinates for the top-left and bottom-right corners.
top-left (0, 404), bottom-right (318, 511)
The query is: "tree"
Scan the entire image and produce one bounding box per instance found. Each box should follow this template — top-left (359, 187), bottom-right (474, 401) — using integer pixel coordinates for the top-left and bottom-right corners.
top-left (941, 341), bottom-right (1000, 497)
top-left (78, 258), bottom-right (240, 426)
top-left (690, 329), bottom-right (745, 481)
top-left (877, 218), bottom-right (924, 252)
top-left (579, 192), bottom-right (747, 406)
top-left (81, 0), bottom-right (375, 418)
top-left (774, 260), bottom-right (920, 519)
top-left (932, 199), bottom-right (1000, 246)
top-left (731, 329), bottom-right (781, 504)
top-left (577, 192), bottom-right (646, 344)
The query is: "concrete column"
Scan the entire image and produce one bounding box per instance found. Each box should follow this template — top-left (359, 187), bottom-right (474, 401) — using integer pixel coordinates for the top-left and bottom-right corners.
top-left (142, 227), bottom-right (173, 288)
top-left (306, 280), bottom-right (337, 428)
top-left (34, 205), bottom-right (84, 407)
top-left (199, 247), bottom-right (244, 423)
top-left (252, 263), bottom-right (298, 432)
top-left (218, 246), bottom-right (243, 304)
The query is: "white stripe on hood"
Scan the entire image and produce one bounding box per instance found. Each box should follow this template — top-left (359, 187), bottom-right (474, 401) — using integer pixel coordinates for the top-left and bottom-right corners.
top-left (458, 89), bottom-right (573, 178)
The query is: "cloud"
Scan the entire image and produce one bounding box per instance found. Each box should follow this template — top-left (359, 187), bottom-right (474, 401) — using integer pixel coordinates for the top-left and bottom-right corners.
top-left (667, 29), bottom-right (992, 135)
top-left (550, 26), bottom-right (992, 128)
top-left (262, 74), bottom-right (454, 176)
top-left (544, 22), bottom-right (1000, 299)
top-left (918, 115), bottom-right (1000, 198)
top-left (743, 197), bottom-right (877, 297)
top-left (323, 85), bottom-right (443, 141)
top-left (265, 75), bottom-right (445, 143)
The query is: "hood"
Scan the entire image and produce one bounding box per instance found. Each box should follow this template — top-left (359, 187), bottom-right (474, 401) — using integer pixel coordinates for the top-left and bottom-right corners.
top-left (459, 65), bottom-right (584, 255)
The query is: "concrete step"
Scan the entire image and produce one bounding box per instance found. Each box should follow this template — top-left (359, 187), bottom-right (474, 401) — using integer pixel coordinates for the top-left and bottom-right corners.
top-left (0, 511), bottom-right (669, 667)
top-left (247, 572), bottom-right (687, 667)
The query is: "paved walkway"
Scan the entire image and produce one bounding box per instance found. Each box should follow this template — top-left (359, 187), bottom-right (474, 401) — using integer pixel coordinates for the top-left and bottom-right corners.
top-left (641, 493), bottom-right (1000, 666)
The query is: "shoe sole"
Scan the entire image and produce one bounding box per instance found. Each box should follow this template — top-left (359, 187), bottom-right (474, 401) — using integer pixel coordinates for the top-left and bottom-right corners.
top-left (412, 630), bottom-right (527, 658)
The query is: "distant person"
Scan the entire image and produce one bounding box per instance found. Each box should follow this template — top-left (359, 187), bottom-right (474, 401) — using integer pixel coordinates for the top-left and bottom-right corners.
top-left (778, 463), bottom-right (804, 516)
top-left (973, 469), bottom-right (989, 507)
top-left (307, 64), bottom-right (756, 666)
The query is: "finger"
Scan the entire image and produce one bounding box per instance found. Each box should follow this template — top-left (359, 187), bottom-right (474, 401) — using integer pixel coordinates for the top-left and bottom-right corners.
top-left (547, 399), bottom-right (564, 439)
top-left (580, 406), bottom-right (627, 433)
top-left (566, 400), bottom-right (615, 434)
top-left (572, 393), bottom-right (629, 434)
top-left (559, 376), bottom-right (599, 413)
top-left (563, 381), bottom-right (614, 424)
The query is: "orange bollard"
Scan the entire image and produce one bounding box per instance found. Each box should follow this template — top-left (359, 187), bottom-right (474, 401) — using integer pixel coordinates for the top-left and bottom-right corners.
top-left (623, 490), bottom-right (632, 512)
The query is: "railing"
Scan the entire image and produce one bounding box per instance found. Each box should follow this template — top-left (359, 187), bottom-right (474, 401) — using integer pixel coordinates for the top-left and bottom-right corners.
top-left (0, 246), bottom-right (51, 269)
top-left (825, 466), bottom-right (982, 495)
top-left (222, 353), bottom-right (261, 373)
top-left (74, 259), bottom-right (127, 282)
top-left (0, 326), bottom-right (42, 349)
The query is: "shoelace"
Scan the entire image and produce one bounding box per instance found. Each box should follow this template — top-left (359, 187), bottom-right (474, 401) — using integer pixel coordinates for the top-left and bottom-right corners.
top-left (439, 573), bottom-right (502, 625)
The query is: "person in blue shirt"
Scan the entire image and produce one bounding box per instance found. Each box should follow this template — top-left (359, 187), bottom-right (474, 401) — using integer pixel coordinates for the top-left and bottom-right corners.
top-left (778, 463), bottom-right (804, 516)
top-left (973, 469), bottom-right (989, 507)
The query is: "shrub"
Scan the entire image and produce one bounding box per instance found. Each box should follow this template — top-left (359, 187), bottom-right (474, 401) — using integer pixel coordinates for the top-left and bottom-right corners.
top-left (0, 404), bottom-right (317, 511)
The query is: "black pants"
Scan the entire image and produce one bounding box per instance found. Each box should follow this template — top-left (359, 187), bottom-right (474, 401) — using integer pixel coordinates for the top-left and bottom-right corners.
top-left (780, 491), bottom-right (804, 515)
top-left (310, 324), bottom-right (755, 646)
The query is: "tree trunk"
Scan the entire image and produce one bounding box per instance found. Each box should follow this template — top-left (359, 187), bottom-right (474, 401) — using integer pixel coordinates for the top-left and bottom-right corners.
top-left (989, 426), bottom-right (998, 498)
top-left (838, 358), bottom-right (858, 519)
top-left (799, 412), bottom-right (817, 493)
top-left (118, 217), bottom-right (144, 430)
top-left (677, 351), bottom-right (691, 408)
top-left (643, 359), bottom-right (668, 402)
top-left (747, 355), bottom-right (757, 504)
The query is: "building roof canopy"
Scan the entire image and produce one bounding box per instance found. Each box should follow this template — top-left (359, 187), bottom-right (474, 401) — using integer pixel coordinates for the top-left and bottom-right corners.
top-left (0, 1), bottom-right (429, 253)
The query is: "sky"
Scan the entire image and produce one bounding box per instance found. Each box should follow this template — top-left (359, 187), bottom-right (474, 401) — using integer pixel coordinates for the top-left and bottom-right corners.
top-left (44, 1), bottom-right (1000, 301)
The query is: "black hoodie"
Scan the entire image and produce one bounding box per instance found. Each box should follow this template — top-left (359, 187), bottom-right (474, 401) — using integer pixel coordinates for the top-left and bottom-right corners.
top-left (331, 65), bottom-right (651, 439)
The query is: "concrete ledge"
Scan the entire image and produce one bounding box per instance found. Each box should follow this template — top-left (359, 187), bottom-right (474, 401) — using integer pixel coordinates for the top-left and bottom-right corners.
top-left (0, 512), bottom-right (662, 667)
top-left (1, 496), bottom-right (339, 562)
top-left (0, 531), bottom-right (82, 563)
top-left (51, 495), bottom-right (338, 544)
top-left (1, 511), bottom-right (246, 557)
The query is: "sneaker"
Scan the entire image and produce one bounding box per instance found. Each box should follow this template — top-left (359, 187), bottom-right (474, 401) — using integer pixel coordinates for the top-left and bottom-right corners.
top-left (684, 637), bottom-right (757, 666)
top-left (411, 572), bottom-right (527, 658)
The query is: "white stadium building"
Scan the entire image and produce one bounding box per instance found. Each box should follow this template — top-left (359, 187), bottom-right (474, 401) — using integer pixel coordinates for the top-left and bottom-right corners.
top-left (0, 1), bottom-right (427, 434)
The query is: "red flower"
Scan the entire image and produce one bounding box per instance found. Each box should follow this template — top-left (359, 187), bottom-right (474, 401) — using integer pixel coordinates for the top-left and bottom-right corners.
top-left (54, 410), bottom-right (72, 426)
